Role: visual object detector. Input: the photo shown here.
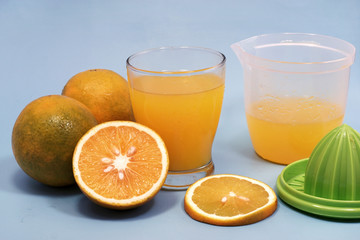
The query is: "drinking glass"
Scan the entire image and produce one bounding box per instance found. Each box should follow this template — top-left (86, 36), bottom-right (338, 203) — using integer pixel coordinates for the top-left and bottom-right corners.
top-left (126, 46), bottom-right (226, 189)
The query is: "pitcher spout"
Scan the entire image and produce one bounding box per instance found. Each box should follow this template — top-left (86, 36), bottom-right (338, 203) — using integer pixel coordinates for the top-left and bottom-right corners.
top-left (230, 42), bottom-right (246, 65)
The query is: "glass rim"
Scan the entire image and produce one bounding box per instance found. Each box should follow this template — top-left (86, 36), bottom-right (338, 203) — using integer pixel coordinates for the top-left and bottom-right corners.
top-left (126, 46), bottom-right (226, 75)
top-left (234, 32), bottom-right (356, 66)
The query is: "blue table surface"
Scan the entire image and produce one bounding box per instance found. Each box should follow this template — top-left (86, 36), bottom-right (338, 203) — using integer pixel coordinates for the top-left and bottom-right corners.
top-left (1, 0), bottom-right (360, 239)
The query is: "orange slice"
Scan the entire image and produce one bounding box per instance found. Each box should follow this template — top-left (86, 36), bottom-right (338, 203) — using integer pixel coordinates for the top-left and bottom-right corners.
top-left (73, 121), bottom-right (169, 209)
top-left (184, 174), bottom-right (277, 226)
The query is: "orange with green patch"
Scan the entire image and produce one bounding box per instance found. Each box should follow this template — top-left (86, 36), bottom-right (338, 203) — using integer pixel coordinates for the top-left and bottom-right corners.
top-left (12, 95), bottom-right (98, 186)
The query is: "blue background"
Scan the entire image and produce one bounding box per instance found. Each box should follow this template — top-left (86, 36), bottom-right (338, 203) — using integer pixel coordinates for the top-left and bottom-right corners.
top-left (1, 0), bottom-right (360, 239)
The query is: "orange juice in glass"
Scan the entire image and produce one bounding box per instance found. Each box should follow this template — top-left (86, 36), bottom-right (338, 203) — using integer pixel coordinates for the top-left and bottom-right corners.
top-left (232, 33), bottom-right (355, 164)
top-left (126, 47), bottom-right (226, 189)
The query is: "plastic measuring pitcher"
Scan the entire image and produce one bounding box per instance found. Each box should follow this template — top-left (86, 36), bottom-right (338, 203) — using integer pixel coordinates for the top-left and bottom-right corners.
top-left (231, 33), bottom-right (355, 165)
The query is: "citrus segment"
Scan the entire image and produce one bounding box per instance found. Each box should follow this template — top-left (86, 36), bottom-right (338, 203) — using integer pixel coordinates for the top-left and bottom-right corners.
top-left (184, 174), bottom-right (277, 226)
top-left (73, 121), bottom-right (169, 209)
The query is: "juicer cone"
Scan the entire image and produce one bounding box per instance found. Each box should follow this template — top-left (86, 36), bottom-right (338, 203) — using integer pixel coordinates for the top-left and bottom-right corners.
top-left (276, 124), bottom-right (360, 218)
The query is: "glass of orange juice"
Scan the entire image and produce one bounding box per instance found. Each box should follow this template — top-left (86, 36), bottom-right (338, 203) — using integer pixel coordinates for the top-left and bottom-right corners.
top-left (232, 33), bottom-right (355, 165)
top-left (126, 47), bottom-right (226, 189)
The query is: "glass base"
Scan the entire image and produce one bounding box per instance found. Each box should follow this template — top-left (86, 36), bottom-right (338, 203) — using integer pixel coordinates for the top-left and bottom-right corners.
top-left (162, 160), bottom-right (214, 190)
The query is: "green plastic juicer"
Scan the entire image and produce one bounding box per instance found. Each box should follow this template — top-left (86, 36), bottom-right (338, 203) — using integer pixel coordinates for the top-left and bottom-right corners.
top-left (277, 124), bottom-right (360, 218)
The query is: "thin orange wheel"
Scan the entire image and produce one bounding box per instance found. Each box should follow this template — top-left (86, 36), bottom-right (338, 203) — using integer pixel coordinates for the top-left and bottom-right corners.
top-left (184, 174), bottom-right (277, 226)
top-left (73, 121), bottom-right (169, 209)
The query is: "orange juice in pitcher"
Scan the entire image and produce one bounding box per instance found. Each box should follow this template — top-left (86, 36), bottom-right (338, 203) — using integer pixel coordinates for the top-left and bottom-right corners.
top-left (246, 96), bottom-right (344, 164)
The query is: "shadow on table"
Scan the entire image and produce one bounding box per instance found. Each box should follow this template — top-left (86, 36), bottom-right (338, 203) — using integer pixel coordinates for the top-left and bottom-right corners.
top-left (2, 155), bottom-right (179, 220)
top-left (0, 155), bottom-right (18, 193)
top-left (76, 195), bottom-right (154, 220)
top-left (76, 189), bottom-right (179, 220)
top-left (12, 168), bottom-right (80, 197)
top-left (0, 155), bottom-right (79, 197)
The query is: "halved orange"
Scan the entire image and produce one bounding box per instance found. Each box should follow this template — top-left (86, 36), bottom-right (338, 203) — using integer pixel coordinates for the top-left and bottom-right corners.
top-left (184, 174), bottom-right (277, 226)
top-left (73, 121), bottom-right (169, 209)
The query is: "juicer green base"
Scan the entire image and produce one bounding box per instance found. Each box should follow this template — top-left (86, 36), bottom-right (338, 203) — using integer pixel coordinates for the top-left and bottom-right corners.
top-left (276, 158), bottom-right (360, 219)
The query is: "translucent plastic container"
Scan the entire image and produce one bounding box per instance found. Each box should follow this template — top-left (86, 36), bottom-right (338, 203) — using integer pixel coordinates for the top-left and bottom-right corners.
top-left (232, 33), bottom-right (355, 164)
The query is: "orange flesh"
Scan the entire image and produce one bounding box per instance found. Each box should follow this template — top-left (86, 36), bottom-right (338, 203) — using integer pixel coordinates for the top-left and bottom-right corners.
top-left (192, 177), bottom-right (270, 216)
top-left (78, 126), bottom-right (163, 199)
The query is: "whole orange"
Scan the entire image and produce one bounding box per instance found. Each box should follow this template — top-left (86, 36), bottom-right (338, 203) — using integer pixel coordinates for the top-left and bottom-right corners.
top-left (12, 95), bottom-right (98, 186)
top-left (62, 69), bottom-right (134, 123)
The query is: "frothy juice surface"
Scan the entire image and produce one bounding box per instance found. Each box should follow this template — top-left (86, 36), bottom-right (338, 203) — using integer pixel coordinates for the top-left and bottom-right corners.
top-left (129, 74), bottom-right (224, 171)
top-left (246, 96), bottom-right (344, 164)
